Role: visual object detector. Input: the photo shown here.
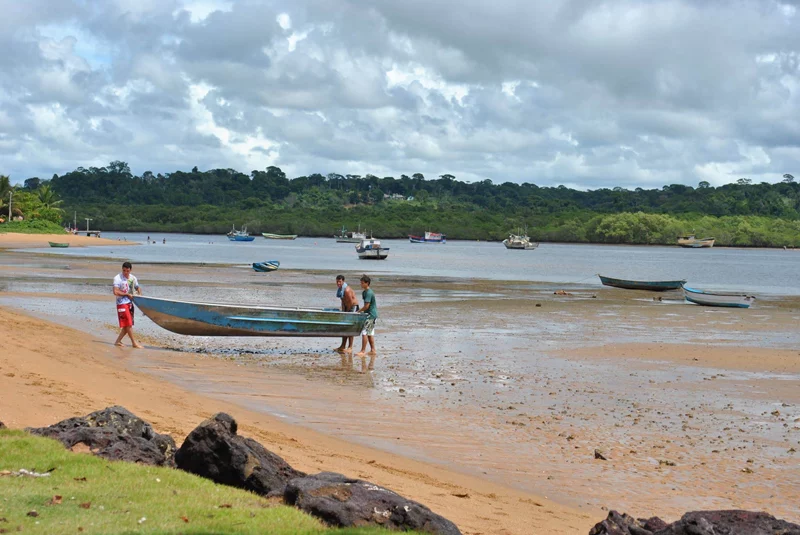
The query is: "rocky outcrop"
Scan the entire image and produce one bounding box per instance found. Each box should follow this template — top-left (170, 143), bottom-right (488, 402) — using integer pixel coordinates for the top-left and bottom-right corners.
top-left (26, 406), bottom-right (176, 466)
top-left (590, 510), bottom-right (799, 535)
top-left (0, 420), bottom-right (6, 430)
top-left (285, 472), bottom-right (462, 535)
top-left (175, 412), bottom-right (304, 497)
top-left (658, 511), bottom-right (800, 535)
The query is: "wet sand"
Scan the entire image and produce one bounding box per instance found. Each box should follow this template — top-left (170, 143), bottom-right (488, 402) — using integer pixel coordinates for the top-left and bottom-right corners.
top-left (1, 251), bottom-right (799, 531)
top-left (0, 232), bottom-right (134, 248)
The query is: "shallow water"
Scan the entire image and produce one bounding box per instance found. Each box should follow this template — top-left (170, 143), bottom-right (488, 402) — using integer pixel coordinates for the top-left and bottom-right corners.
top-left (2, 254), bottom-right (799, 518)
top-left (13, 231), bottom-right (800, 295)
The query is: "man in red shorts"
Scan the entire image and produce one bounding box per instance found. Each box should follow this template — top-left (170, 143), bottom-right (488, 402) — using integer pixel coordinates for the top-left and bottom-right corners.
top-left (113, 261), bottom-right (143, 348)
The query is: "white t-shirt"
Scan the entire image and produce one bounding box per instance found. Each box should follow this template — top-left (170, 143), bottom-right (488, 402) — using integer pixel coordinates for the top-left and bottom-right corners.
top-left (113, 273), bottom-right (139, 305)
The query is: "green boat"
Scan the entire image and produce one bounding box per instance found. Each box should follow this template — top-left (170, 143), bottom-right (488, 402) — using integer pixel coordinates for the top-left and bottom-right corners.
top-left (48, 242), bottom-right (70, 248)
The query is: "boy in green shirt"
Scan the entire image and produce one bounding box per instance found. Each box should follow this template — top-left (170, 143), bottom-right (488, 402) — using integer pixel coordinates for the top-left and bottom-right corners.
top-left (356, 274), bottom-right (378, 356)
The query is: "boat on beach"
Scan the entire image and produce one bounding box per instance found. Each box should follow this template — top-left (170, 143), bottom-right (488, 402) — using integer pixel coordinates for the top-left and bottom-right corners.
top-left (677, 234), bottom-right (715, 248)
top-left (598, 274), bottom-right (686, 291)
top-left (502, 233), bottom-right (538, 250)
top-left (48, 242), bottom-right (70, 248)
top-left (356, 237), bottom-right (389, 259)
top-left (409, 231), bottom-right (446, 244)
top-left (252, 260), bottom-right (280, 272)
top-left (683, 287), bottom-right (755, 308)
top-left (334, 225), bottom-right (367, 243)
top-left (227, 225), bottom-right (255, 242)
top-left (133, 295), bottom-right (368, 337)
top-left (262, 233), bottom-right (297, 240)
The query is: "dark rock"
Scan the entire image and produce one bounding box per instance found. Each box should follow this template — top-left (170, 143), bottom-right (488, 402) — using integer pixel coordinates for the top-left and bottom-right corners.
top-left (175, 412), bottom-right (304, 497)
top-left (590, 510), bottom-right (663, 535)
top-left (656, 510), bottom-right (800, 535)
top-left (285, 472), bottom-right (461, 535)
top-left (26, 406), bottom-right (176, 466)
top-left (0, 421), bottom-right (6, 430)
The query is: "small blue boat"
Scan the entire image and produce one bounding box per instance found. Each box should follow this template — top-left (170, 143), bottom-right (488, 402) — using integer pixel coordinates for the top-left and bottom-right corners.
top-left (133, 296), bottom-right (367, 337)
top-left (599, 275), bottom-right (686, 291)
top-left (227, 225), bottom-right (255, 242)
top-left (252, 260), bottom-right (280, 272)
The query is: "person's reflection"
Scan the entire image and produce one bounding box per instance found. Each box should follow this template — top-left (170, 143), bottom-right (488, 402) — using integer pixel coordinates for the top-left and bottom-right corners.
top-left (360, 353), bottom-right (375, 373)
top-left (340, 352), bottom-right (353, 370)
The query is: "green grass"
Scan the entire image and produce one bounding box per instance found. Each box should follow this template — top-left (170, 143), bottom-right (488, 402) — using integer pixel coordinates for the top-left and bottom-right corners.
top-left (0, 220), bottom-right (67, 234)
top-left (0, 431), bottom-right (406, 534)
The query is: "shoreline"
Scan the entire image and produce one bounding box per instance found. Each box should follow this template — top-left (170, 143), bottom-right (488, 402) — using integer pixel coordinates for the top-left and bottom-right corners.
top-left (0, 305), bottom-right (596, 534)
top-left (0, 232), bottom-right (136, 249)
top-left (1, 249), bottom-right (799, 530)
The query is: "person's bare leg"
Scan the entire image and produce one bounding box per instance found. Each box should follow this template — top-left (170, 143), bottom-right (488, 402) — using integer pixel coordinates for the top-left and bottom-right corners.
top-left (367, 335), bottom-right (376, 354)
top-left (335, 336), bottom-right (346, 352)
top-left (114, 329), bottom-right (125, 346)
top-left (356, 334), bottom-right (367, 356)
top-left (126, 328), bottom-right (143, 348)
top-left (344, 335), bottom-right (353, 353)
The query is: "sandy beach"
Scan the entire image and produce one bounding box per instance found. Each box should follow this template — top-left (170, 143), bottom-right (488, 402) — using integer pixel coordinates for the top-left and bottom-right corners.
top-left (0, 232), bottom-right (133, 249)
top-left (1, 234), bottom-right (799, 533)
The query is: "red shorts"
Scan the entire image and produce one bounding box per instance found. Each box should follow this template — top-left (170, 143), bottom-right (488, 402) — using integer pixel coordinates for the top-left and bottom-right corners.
top-left (117, 303), bottom-right (134, 328)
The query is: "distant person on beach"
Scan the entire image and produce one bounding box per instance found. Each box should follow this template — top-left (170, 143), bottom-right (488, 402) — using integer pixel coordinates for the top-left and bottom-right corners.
top-left (112, 261), bottom-right (143, 348)
top-left (334, 275), bottom-right (358, 353)
top-left (162, 238), bottom-right (166, 244)
top-left (356, 274), bottom-right (378, 358)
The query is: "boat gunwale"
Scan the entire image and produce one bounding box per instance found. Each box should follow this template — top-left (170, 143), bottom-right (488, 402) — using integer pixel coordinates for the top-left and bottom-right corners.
top-left (134, 295), bottom-right (363, 316)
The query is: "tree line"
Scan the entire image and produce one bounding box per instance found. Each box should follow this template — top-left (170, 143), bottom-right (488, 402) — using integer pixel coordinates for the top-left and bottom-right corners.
top-left (7, 163), bottom-right (800, 247)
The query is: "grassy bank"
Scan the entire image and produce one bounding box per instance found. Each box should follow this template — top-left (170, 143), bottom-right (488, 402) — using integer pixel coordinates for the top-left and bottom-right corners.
top-left (0, 220), bottom-right (67, 234)
top-left (0, 431), bottom-right (407, 534)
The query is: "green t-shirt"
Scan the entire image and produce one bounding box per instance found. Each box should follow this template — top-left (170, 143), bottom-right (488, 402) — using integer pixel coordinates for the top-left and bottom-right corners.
top-left (362, 288), bottom-right (378, 319)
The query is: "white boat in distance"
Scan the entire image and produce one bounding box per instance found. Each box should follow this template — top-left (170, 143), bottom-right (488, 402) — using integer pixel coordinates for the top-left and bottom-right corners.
top-left (502, 233), bottom-right (538, 250)
top-left (677, 234), bottom-right (715, 248)
top-left (355, 238), bottom-right (389, 260)
top-left (683, 287), bottom-right (755, 308)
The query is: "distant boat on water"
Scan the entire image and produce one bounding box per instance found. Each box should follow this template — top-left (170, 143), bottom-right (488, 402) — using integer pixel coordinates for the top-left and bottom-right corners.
top-left (252, 260), bottom-right (280, 272)
top-left (598, 274), bottom-right (686, 291)
top-left (356, 238), bottom-right (389, 259)
top-left (409, 231), bottom-right (446, 244)
top-left (683, 287), bottom-right (755, 308)
top-left (227, 225), bottom-right (255, 242)
top-left (262, 233), bottom-right (297, 240)
top-left (677, 234), bottom-right (715, 248)
top-left (502, 232), bottom-right (538, 250)
top-left (48, 242), bottom-right (70, 248)
top-left (334, 225), bottom-right (367, 243)
top-left (133, 295), bottom-right (367, 337)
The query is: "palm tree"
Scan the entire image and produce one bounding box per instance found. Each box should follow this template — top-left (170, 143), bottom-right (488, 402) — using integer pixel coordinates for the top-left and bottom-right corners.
top-left (0, 175), bottom-right (21, 220)
top-left (37, 183), bottom-right (63, 209)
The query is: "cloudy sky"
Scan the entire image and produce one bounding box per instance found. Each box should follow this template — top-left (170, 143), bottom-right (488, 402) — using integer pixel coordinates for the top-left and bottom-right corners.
top-left (1, 0), bottom-right (799, 189)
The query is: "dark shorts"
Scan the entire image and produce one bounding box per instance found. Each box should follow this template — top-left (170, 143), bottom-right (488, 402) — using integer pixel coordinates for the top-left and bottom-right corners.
top-left (117, 302), bottom-right (134, 328)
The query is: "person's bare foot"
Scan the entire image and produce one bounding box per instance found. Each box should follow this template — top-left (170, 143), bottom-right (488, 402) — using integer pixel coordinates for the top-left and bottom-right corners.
top-left (368, 350), bottom-right (377, 356)
top-left (132, 343), bottom-right (143, 349)
top-left (114, 342), bottom-right (124, 347)
top-left (334, 347), bottom-right (345, 353)
top-left (343, 348), bottom-right (352, 353)
top-left (356, 351), bottom-right (366, 357)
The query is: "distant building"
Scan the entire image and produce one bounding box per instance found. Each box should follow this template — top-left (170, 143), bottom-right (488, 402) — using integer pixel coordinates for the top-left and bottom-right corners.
top-left (383, 193), bottom-right (407, 200)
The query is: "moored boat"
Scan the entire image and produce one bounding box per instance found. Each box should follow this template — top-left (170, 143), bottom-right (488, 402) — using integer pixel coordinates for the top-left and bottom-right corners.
top-left (262, 233), bottom-right (297, 240)
top-left (48, 242), bottom-right (70, 248)
top-left (683, 287), bottom-right (755, 308)
top-left (356, 238), bottom-right (389, 259)
top-left (598, 275), bottom-right (686, 291)
top-left (133, 295), bottom-right (367, 337)
top-left (677, 235), bottom-right (715, 248)
top-left (227, 225), bottom-right (255, 242)
top-left (502, 234), bottom-right (538, 250)
top-left (409, 231), bottom-right (446, 244)
top-left (334, 225), bottom-right (367, 243)
top-left (252, 260), bottom-right (280, 272)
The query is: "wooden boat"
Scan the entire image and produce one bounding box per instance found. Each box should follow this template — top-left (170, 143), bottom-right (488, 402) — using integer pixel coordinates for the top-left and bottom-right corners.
top-left (683, 287), bottom-right (755, 308)
top-left (133, 295), bottom-right (368, 337)
top-left (48, 242), bottom-right (70, 248)
top-left (252, 260), bottom-right (280, 272)
top-left (334, 225), bottom-right (367, 243)
top-left (227, 225), bottom-right (255, 242)
top-left (409, 231), bottom-right (446, 244)
top-left (356, 238), bottom-right (389, 259)
top-left (502, 234), bottom-right (538, 250)
top-left (677, 235), bottom-right (715, 248)
top-left (262, 233), bottom-right (297, 240)
top-left (598, 275), bottom-right (686, 291)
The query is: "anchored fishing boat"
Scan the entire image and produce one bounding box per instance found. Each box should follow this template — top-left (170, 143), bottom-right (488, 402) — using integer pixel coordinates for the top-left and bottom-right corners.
top-left (355, 237), bottom-right (389, 259)
top-left (262, 233), bottom-right (297, 240)
top-left (226, 225), bottom-right (255, 242)
top-left (409, 231), bottom-right (446, 244)
top-left (502, 234), bottom-right (538, 250)
top-left (133, 295), bottom-right (367, 337)
top-left (598, 275), bottom-right (686, 291)
top-left (677, 234), bottom-right (715, 248)
top-left (683, 287), bottom-right (755, 308)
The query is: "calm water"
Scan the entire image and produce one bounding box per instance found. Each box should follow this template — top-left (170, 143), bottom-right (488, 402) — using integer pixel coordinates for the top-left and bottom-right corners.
top-left (16, 232), bottom-right (800, 295)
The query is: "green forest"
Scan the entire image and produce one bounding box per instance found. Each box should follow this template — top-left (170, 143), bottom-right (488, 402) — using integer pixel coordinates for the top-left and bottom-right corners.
top-left (5, 162), bottom-right (800, 247)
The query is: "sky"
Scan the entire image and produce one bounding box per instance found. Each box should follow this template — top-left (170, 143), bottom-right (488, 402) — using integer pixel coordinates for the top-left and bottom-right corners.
top-left (1, 0), bottom-right (799, 190)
